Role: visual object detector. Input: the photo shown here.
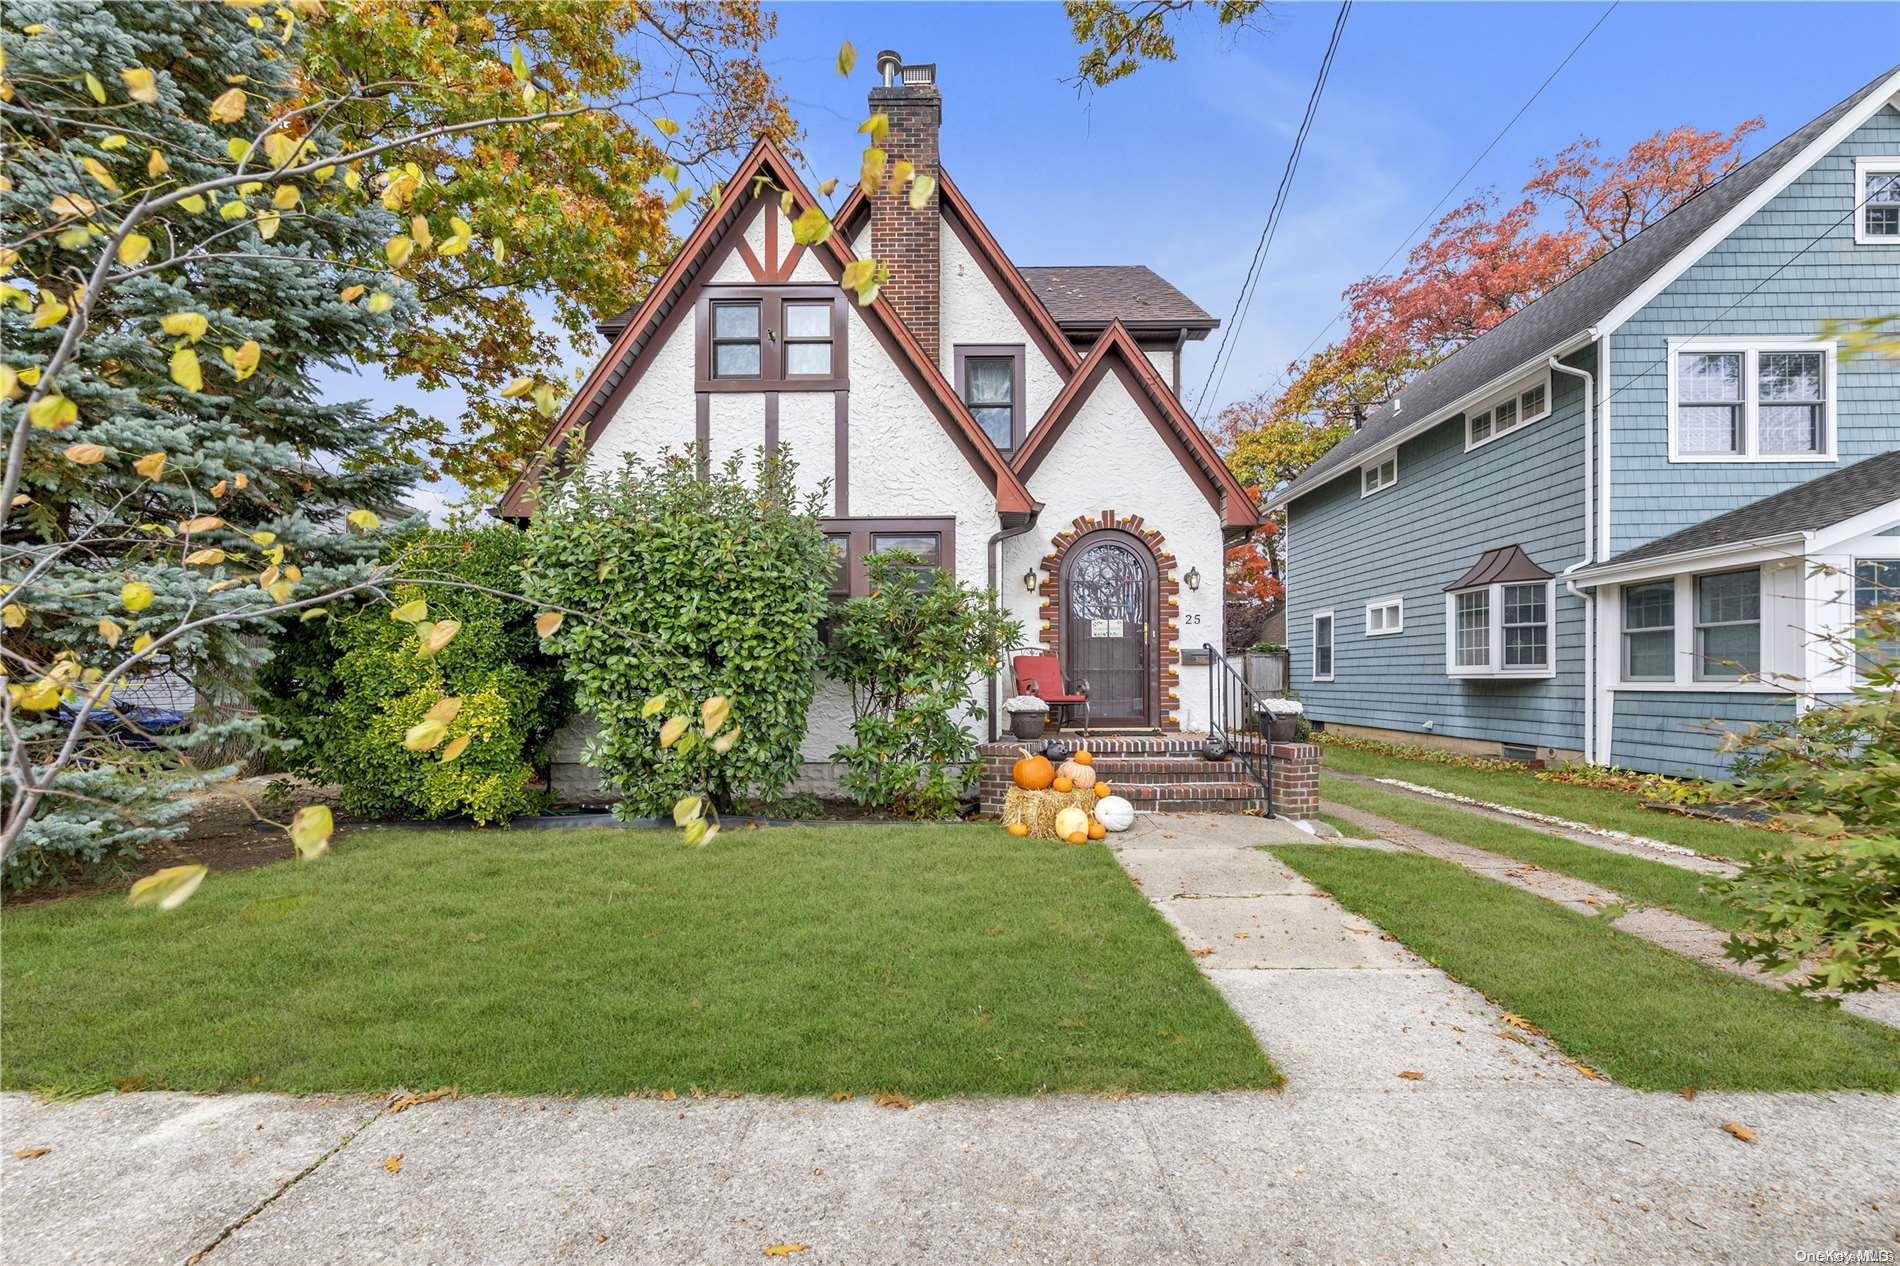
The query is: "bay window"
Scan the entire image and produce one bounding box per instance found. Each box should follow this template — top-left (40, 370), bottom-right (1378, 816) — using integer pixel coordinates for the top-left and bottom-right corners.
top-left (1444, 545), bottom-right (1555, 679)
top-left (1668, 341), bottom-right (1834, 461)
top-left (1693, 568), bottom-right (1761, 680)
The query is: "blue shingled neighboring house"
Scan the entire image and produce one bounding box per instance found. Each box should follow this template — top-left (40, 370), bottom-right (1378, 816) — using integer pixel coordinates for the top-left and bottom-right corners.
top-left (1267, 66), bottom-right (1900, 780)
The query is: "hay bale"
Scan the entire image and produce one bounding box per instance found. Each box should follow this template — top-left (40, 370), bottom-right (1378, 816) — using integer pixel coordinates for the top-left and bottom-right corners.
top-left (1002, 786), bottom-right (1098, 839)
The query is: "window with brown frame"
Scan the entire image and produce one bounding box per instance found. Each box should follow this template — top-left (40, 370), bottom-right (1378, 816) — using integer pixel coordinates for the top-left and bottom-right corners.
top-left (696, 287), bottom-right (847, 391)
top-left (821, 517), bottom-right (955, 600)
top-left (954, 344), bottom-right (1024, 451)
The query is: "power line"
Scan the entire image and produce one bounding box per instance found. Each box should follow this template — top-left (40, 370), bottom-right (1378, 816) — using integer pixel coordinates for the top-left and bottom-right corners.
top-left (1189, 0), bottom-right (1350, 424)
top-left (1273, 0), bottom-right (1619, 390)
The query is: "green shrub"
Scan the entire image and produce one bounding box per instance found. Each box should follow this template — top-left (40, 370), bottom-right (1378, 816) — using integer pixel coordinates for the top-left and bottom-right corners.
top-left (523, 448), bottom-right (832, 817)
top-left (822, 550), bottom-right (1021, 818)
top-left (257, 527), bottom-right (568, 824)
top-left (1716, 584), bottom-right (1899, 995)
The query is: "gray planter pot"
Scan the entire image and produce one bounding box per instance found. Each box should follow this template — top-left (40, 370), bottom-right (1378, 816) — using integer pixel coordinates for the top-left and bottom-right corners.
top-left (1008, 710), bottom-right (1046, 740)
top-left (1268, 714), bottom-right (1297, 743)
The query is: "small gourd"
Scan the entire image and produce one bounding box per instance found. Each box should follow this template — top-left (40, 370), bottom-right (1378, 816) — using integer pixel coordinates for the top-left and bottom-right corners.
top-left (1053, 775), bottom-right (1074, 793)
top-left (1057, 759), bottom-right (1096, 790)
top-left (1053, 806), bottom-right (1090, 841)
top-left (1007, 821), bottom-right (1029, 837)
top-left (1073, 749), bottom-right (1093, 766)
top-left (1012, 748), bottom-right (1055, 790)
top-left (1094, 781), bottom-right (1111, 797)
top-left (1087, 819), bottom-right (1106, 841)
top-left (1067, 833), bottom-right (1088, 845)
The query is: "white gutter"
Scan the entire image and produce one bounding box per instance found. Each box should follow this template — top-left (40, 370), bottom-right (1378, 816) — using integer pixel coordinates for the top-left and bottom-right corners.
top-left (1549, 354), bottom-right (1596, 765)
top-left (1262, 330), bottom-right (1594, 512)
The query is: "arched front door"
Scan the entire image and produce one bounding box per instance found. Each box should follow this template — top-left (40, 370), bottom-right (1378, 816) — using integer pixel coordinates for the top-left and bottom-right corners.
top-left (1061, 531), bottom-right (1156, 729)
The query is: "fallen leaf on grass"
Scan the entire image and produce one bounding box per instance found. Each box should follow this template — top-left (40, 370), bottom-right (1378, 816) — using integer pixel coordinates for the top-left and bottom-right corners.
top-left (1720, 1121), bottom-right (1757, 1144)
top-left (388, 1087), bottom-right (455, 1113)
top-left (14, 1147), bottom-right (50, 1159)
top-left (1396, 1071), bottom-right (1425, 1081)
top-left (871, 1092), bottom-right (912, 1110)
top-left (1679, 1086), bottom-right (1697, 1101)
top-left (1499, 1012), bottom-right (1545, 1036)
top-left (384, 1154), bottom-right (404, 1173)
top-left (1565, 1060), bottom-right (1609, 1082)
top-left (764, 1245), bottom-right (810, 1258)
top-left (828, 1091), bottom-right (853, 1103)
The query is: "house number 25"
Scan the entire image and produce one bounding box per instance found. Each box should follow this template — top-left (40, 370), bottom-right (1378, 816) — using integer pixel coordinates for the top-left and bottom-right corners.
top-left (1181, 613), bottom-right (1201, 625)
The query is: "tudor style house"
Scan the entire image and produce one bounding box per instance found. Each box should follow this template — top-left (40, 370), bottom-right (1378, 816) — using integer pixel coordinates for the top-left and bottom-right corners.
top-left (1269, 65), bottom-right (1900, 779)
top-left (498, 54), bottom-right (1260, 794)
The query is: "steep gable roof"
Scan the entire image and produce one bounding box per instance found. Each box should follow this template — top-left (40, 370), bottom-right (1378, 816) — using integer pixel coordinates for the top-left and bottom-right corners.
top-left (1012, 321), bottom-right (1261, 530)
top-left (496, 139), bottom-right (1034, 520)
top-left (1018, 266), bottom-right (1216, 332)
top-left (1269, 64), bottom-right (1900, 511)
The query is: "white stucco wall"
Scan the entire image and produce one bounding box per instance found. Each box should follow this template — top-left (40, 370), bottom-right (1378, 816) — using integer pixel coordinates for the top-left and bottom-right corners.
top-left (589, 316), bottom-right (697, 469)
top-left (708, 208), bottom-right (765, 284)
top-left (1144, 347), bottom-right (1176, 390)
top-left (938, 217), bottom-right (1065, 419)
top-left (1003, 364), bottom-right (1226, 733)
top-left (778, 391), bottom-right (836, 511)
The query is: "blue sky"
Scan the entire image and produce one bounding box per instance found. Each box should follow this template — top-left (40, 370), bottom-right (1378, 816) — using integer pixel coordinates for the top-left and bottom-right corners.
top-left (347, 1), bottom-right (1899, 515)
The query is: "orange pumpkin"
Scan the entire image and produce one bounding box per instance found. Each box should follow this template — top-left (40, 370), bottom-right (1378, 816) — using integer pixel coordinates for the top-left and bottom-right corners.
top-left (1007, 822), bottom-right (1029, 837)
top-left (1094, 781), bottom-right (1111, 797)
top-left (1087, 819), bottom-right (1106, 840)
top-left (1012, 748), bottom-right (1055, 790)
top-left (1053, 775), bottom-right (1074, 793)
top-left (1066, 832), bottom-right (1088, 845)
top-left (1073, 750), bottom-right (1093, 766)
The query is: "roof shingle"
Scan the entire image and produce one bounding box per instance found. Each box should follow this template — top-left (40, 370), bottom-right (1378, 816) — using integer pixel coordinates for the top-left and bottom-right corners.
top-left (1017, 265), bottom-right (1216, 329)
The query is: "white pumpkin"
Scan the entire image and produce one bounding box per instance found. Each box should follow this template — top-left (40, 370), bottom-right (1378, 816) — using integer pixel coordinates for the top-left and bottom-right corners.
top-left (1094, 795), bottom-right (1135, 833)
top-left (1053, 806), bottom-right (1091, 841)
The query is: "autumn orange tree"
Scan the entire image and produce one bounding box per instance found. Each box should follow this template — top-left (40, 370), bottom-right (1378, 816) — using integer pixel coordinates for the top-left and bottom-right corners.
top-left (298, 2), bottom-right (796, 495)
top-left (1218, 117), bottom-right (1763, 627)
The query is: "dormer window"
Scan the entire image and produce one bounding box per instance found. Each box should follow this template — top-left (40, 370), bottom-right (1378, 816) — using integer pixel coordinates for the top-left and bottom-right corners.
top-left (1855, 158), bottom-right (1900, 244)
top-left (1465, 372), bottom-right (1552, 451)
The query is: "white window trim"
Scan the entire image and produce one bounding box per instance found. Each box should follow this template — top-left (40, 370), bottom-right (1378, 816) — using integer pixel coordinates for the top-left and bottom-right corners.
top-left (1463, 370), bottom-right (1554, 452)
top-left (1364, 595), bottom-right (1403, 637)
top-left (1610, 567), bottom-right (1779, 691)
top-left (1311, 609), bottom-right (1335, 682)
top-left (1665, 338), bottom-right (1837, 464)
top-left (1443, 580), bottom-right (1557, 680)
top-left (1853, 156), bottom-right (1900, 246)
top-left (1852, 555), bottom-right (1900, 686)
top-left (1359, 454), bottom-right (1397, 498)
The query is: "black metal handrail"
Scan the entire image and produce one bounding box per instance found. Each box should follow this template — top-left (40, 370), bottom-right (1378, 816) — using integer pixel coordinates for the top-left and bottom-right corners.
top-left (1203, 642), bottom-right (1275, 816)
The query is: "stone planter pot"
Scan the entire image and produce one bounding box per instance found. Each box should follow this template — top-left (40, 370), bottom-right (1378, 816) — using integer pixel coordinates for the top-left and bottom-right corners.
top-left (1008, 710), bottom-right (1046, 740)
top-left (1268, 714), bottom-right (1297, 743)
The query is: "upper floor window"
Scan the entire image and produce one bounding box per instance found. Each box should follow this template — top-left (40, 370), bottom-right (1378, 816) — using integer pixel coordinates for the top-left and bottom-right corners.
top-left (1854, 158), bottom-right (1900, 244)
top-left (1465, 372), bottom-right (1552, 451)
top-left (697, 287), bottom-right (845, 391)
top-left (954, 345), bottom-right (1024, 451)
top-left (1668, 341), bottom-right (1835, 462)
top-left (1365, 596), bottom-right (1403, 637)
top-left (1360, 454), bottom-right (1397, 497)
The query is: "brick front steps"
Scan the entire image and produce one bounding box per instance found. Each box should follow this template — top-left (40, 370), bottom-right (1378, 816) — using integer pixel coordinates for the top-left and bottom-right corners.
top-left (978, 734), bottom-right (1319, 819)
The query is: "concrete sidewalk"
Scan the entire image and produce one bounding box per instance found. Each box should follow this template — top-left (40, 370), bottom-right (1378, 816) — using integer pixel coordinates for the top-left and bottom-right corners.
top-left (4, 813), bottom-right (1897, 1265)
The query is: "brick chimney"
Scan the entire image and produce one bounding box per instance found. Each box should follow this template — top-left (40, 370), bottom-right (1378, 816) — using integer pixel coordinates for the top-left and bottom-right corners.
top-left (868, 51), bottom-right (941, 355)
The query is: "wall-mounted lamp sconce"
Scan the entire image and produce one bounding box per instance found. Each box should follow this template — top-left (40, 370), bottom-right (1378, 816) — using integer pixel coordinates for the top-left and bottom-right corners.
top-left (1184, 566), bottom-right (1201, 592)
top-left (1022, 569), bottom-right (1039, 592)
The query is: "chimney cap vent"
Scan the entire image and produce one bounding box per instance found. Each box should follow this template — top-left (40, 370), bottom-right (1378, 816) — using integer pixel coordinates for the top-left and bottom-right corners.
top-left (875, 49), bottom-right (902, 85)
top-left (874, 50), bottom-right (935, 89)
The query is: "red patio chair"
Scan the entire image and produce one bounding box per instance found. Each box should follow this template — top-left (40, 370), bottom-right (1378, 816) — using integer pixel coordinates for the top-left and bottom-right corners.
top-left (1013, 654), bottom-right (1089, 735)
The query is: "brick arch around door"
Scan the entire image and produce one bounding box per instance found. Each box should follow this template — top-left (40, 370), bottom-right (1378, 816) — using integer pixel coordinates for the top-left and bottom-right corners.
top-left (1036, 512), bottom-right (1182, 731)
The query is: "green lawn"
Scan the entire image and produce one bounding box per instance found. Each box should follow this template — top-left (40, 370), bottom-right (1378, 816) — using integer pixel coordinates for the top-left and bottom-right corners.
top-left (1312, 811), bottom-right (1375, 840)
top-left (1273, 844), bottom-right (1900, 1092)
top-left (1322, 776), bottom-right (1749, 932)
top-left (1, 824), bottom-right (1278, 1099)
top-left (1320, 744), bottom-right (1777, 861)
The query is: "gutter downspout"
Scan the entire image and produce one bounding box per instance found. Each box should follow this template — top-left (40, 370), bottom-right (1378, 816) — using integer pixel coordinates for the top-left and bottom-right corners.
top-left (1550, 353), bottom-right (1597, 767)
top-left (987, 512), bottom-right (1042, 742)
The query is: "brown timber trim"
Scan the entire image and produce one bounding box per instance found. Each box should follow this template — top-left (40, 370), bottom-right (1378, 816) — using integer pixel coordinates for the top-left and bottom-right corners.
top-left (764, 391), bottom-right (779, 452)
top-left (833, 389), bottom-right (849, 516)
top-left (952, 344), bottom-right (1026, 452)
top-left (693, 284), bottom-right (848, 393)
top-left (821, 516), bottom-right (958, 597)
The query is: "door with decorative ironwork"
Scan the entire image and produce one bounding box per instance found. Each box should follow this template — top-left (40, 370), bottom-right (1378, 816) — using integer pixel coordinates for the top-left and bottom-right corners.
top-left (1061, 533), bottom-right (1154, 728)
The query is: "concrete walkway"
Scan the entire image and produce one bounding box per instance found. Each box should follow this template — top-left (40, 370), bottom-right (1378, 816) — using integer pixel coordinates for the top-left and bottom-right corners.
top-left (4, 813), bottom-right (1897, 1265)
